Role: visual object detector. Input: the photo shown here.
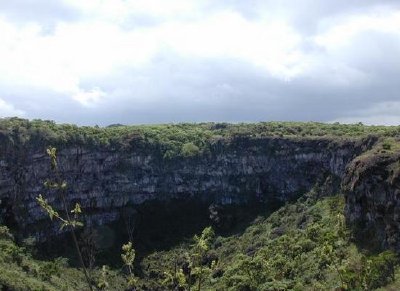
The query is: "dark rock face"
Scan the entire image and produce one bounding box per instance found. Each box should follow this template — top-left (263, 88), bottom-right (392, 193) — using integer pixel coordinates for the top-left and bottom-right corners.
top-left (343, 151), bottom-right (400, 250)
top-left (0, 135), bottom-right (372, 240)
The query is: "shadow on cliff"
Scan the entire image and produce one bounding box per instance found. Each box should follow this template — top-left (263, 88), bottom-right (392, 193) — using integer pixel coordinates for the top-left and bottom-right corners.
top-left (35, 198), bottom-right (276, 268)
top-left (98, 198), bottom-right (276, 267)
top-left (35, 175), bottom-right (341, 268)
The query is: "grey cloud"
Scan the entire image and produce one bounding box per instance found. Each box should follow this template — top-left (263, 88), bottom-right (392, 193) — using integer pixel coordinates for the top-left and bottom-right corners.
top-left (2, 34), bottom-right (400, 126)
top-left (214, 0), bottom-right (400, 35)
top-left (283, 0), bottom-right (400, 34)
top-left (0, 1), bottom-right (399, 125)
top-left (0, 0), bottom-right (80, 29)
top-left (3, 21), bottom-right (400, 126)
top-left (120, 15), bottom-right (164, 31)
top-left (65, 34), bottom-right (400, 126)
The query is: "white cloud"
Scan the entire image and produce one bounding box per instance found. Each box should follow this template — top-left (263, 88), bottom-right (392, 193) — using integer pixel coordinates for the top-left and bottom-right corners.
top-left (65, 0), bottom-right (199, 21)
top-left (157, 11), bottom-right (305, 79)
top-left (299, 9), bottom-right (400, 85)
top-left (0, 18), bottom-right (78, 93)
top-left (0, 7), bottom-right (305, 94)
top-left (72, 88), bottom-right (106, 107)
top-left (0, 98), bottom-right (25, 117)
top-left (2, 2), bottom-right (397, 95)
top-left (0, 4), bottom-right (309, 118)
top-left (314, 9), bottom-right (400, 49)
top-left (0, 16), bottom-right (159, 99)
top-left (0, 1), bottom-right (399, 124)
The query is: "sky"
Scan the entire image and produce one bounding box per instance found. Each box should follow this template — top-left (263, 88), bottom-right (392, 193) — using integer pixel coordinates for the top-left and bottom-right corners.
top-left (0, 0), bottom-right (400, 126)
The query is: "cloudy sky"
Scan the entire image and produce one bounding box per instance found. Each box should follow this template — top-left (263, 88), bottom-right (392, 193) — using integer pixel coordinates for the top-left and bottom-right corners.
top-left (0, 0), bottom-right (399, 125)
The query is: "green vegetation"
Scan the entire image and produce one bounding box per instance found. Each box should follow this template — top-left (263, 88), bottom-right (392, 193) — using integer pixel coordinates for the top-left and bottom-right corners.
top-left (0, 226), bottom-right (126, 290)
top-left (37, 147), bottom-right (93, 290)
top-left (1, 119), bottom-right (400, 290)
top-left (1, 193), bottom-right (400, 290)
top-left (121, 241), bottom-right (138, 288)
top-left (1, 117), bottom-right (400, 159)
top-left (33, 146), bottom-right (141, 290)
top-left (138, 192), bottom-right (399, 290)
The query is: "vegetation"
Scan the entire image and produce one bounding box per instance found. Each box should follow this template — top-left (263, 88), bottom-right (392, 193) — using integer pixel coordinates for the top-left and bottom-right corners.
top-left (1, 193), bottom-right (400, 290)
top-left (36, 147), bottom-right (93, 290)
top-left (121, 241), bottom-right (138, 288)
top-left (0, 225), bottom-right (126, 290)
top-left (1, 119), bottom-right (400, 290)
top-left (138, 192), bottom-right (399, 290)
top-left (1, 117), bottom-right (400, 160)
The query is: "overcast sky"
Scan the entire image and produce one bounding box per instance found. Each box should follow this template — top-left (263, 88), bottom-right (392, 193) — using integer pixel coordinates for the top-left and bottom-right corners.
top-left (0, 0), bottom-right (399, 125)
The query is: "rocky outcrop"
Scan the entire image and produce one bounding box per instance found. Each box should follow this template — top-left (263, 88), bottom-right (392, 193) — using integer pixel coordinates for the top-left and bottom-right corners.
top-left (0, 132), bottom-right (375, 240)
top-left (343, 149), bottom-right (400, 250)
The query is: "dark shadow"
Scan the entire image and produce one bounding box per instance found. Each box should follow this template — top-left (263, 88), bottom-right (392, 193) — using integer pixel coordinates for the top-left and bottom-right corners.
top-left (95, 197), bottom-right (279, 268)
top-left (34, 196), bottom-right (281, 269)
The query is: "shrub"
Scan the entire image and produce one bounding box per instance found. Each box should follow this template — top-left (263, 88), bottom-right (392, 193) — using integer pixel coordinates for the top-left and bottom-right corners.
top-left (0, 226), bottom-right (13, 241)
top-left (382, 142), bottom-right (392, 150)
top-left (181, 142), bottom-right (200, 157)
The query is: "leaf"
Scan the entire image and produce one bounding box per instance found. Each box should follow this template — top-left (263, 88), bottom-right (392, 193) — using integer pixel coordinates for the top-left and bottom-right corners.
top-left (71, 203), bottom-right (82, 215)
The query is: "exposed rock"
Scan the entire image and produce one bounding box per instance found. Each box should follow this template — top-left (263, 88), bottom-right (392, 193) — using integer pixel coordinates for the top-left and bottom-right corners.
top-left (343, 149), bottom-right (400, 250)
top-left (0, 134), bottom-right (375, 240)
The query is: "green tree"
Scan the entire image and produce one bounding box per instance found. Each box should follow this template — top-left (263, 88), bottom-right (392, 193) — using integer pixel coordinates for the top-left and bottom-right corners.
top-left (36, 147), bottom-right (93, 291)
top-left (181, 142), bottom-right (200, 157)
top-left (189, 227), bottom-right (216, 291)
top-left (121, 241), bottom-right (138, 288)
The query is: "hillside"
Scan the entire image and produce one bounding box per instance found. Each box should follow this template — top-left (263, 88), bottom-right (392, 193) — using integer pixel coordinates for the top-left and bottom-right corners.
top-left (0, 118), bottom-right (400, 290)
top-left (1, 193), bottom-right (399, 290)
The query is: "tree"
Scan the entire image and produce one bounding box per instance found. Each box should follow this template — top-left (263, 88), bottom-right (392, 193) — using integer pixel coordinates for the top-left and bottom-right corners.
top-left (121, 241), bottom-right (138, 288)
top-left (36, 147), bottom-right (93, 291)
top-left (181, 142), bottom-right (200, 157)
top-left (189, 227), bottom-right (216, 291)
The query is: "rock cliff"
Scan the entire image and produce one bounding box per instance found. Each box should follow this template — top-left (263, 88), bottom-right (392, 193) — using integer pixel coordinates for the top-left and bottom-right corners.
top-left (343, 144), bottom-right (400, 251)
top-left (0, 128), bottom-right (375, 240)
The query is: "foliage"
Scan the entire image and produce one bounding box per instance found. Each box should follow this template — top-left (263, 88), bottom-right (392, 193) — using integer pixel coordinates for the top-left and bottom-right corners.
top-left (2, 192), bottom-right (400, 290)
top-left (36, 147), bottom-right (91, 290)
top-left (181, 142), bottom-right (201, 157)
top-left (121, 241), bottom-right (138, 288)
top-left (0, 232), bottom-right (126, 290)
top-left (1, 117), bottom-right (399, 160)
top-left (1, 118), bottom-right (400, 289)
top-left (0, 225), bottom-right (13, 240)
top-left (36, 195), bottom-right (83, 230)
top-left (36, 147), bottom-right (83, 230)
top-left (140, 194), bottom-right (400, 290)
top-left (189, 226), bottom-right (216, 290)
top-left (97, 265), bottom-right (110, 290)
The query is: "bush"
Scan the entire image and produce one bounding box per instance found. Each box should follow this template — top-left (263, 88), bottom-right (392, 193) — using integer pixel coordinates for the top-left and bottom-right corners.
top-left (367, 251), bottom-right (397, 289)
top-left (39, 261), bottom-right (62, 281)
top-left (181, 142), bottom-right (200, 157)
top-left (382, 142), bottom-right (392, 150)
top-left (0, 226), bottom-right (13, 241)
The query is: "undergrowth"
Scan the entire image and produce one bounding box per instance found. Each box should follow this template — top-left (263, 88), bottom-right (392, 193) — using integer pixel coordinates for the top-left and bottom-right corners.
top-left (1, 192), bottom-right (399, 290)
top-left (140, 193), bottom-right (399, 290)
top-left (0, 226), bottom-right (126, 290)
